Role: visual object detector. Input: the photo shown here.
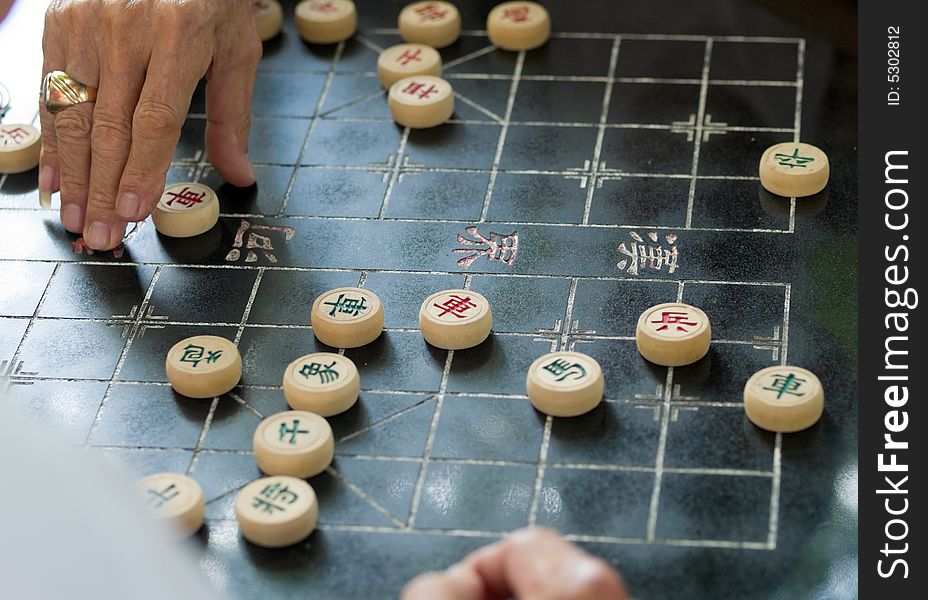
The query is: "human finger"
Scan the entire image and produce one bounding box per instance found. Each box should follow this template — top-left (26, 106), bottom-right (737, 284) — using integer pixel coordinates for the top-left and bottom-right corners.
top-left (204, 19), bottom-right (260, 187)
top-left (467, 527), bottom-right (630, 600)
top-left (401, 564), bottom-right (486, 600)
top-left (82, 58), bottom-right (144, 249)
top-left (39, 28), bottom-right (63, 210)
top-left (114, 37), bottom-right (210, 222)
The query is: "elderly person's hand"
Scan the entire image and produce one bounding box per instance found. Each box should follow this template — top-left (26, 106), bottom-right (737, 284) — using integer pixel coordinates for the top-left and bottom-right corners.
top-left (402, 527), bottom-right (630, 600)
top-left (40, 0), bottom-right (261, 250)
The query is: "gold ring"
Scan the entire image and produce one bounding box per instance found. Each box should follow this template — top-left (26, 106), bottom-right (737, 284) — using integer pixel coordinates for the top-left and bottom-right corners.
top-left (42, 70), bottom-right (98, 115)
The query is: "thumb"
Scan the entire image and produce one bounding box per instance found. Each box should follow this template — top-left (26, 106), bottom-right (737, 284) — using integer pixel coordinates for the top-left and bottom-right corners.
top-left (205, 33), bottom-right (260, 187)
top-left (401, 565), bottom-right (486, 600)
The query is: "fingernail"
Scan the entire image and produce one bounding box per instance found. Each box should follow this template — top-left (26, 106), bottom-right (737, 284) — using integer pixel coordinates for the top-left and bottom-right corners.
top-left (245, 158), bottom-right (257, 184)
top-left (116, 192), bottom-right (140, 220)
top-left (85, 221), bottom-right (111, 250)
top-left (61, 204), bottom-right (85, 233)
top-left (38, 166), bottom-right (55, 208)
top-left (38, 166), bottom-right (55, 192)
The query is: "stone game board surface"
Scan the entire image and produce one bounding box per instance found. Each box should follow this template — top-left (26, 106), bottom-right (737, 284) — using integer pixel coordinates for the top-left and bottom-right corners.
top-left (0, 1), bottom-right (857, 598)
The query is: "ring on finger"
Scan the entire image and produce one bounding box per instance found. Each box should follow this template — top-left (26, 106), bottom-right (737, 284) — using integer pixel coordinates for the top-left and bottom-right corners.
top-left (42, 70), bottom-right (98, 115)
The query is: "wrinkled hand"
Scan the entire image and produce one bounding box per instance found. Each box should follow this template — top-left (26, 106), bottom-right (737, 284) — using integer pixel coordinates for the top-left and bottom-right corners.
top-left (40, 0), bottom-right (261, 250)
top-left (402, 528), bottom-right (630, 600)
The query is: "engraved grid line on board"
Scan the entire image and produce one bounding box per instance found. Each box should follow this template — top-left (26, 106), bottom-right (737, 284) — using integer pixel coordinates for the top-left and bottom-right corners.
top-left (353, 33), bottom-right (387, 55)
top-left (187, 267), bottom-right (265, 477)
top-left (253, 70), bottom-right (800, 87)
top-left (766, 286), bottom-right (793, 549)
top-left (764, 34), bottom-right (804, 542)
top-left (643, 280), bottom-right (685, 542)
top-left (87, 444), bottom-right (778, 482)
top-left (361, 31), bottom-right (803, 44)
top-left (580, 36), bottom-right (621, 226)
top-left (84, 265), bottom-right (165, 445)
top-left (527, 276), bottom-right (578, 526)
top-left (7, 262), bottom-right (59, 368)
top-left (6, 374), bottom-right (768, 399)
top-left (443, 44), bottom-right (498, 70)
top-left (683, 39), bottom-right (713, 230)
top-left (276, 41), bottom-right (347, 217)
top-left (325, 465), bottom-right (409, 528)
top-left (786, 38), bottom-right (807, 233)
top-left (318, 87), bottom-right (387, 119)
top-left (477, 50), bottom-right (525, 222)
top-left (0, 260), bottom-right (795, 286)
top-left (376, 127), bottom-right (411, 218)
top-left (177, 112), bottom-right (796, 131)
top-left (405, 274), bottom-right (474, 529)
top-left (188, 518), bottom-right (774, 551)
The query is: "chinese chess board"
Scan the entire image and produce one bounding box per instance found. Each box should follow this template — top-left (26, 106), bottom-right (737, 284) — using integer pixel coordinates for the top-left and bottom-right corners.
top-left (0, 1), bottom-right (857, 598)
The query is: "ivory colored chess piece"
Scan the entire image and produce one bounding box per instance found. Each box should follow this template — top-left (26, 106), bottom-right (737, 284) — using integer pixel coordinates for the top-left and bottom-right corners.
top-left (165, 335), bottom-right (242, 398)
top-left (744, 365), bottom-right (824, 433)
top-left (137, 472), bottom-right (205, 538)
top-left (295, 0), bottom-right (357, 44)
top-left (151, 182), bottom-right (220, 238)
top-left (635, 303), bottom-right (711, 367)
top-left (377, 43), bottom-right (443, 89)
top-left (388, 75), bottom-right (454, 129)
top-left (254, 0), bottom-right (284, 41)
top-left (254, 410), bottom-right (335, 478)
top-left (235, 476), bottom-right (318, 548)
top-left (419, 289), bottom-right (492, 350)
top-left (526, 351), bottom-right (604, 417)
top-left (487, 2), bottom-right (551, 51)
top-left (283, 352), bottom-right (360, 416)
top-left (0, 123), bottom-right (41, 174)
top-left (310, 287), bottom-right (384, 348)
top-left (759, 142), bottom-right (829, 197)
top-left (398, 1), bottom-right (461, 48)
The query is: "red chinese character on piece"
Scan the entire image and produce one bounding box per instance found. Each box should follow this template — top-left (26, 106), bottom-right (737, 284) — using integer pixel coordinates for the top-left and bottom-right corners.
top-left (434, 294), bottom-right (477, 318)
top-left (401, 81), bottom-right (438, 99)
top-left (0, 127), bottom-right (29, 146)
top-left (503, 6), bottom-right (530, 21)
top-left (651, 311), bottom-right (698, 333)
top-left (415, 3), bottom-right (448, 21)
top-left (309, 1), bottom-right (337, 13)
top-left (397, 48), bottom-right (423, 65)
top-left (164, 186), bottom-right (206, 208)
top-left (254, 0), bottom-right (270, 10)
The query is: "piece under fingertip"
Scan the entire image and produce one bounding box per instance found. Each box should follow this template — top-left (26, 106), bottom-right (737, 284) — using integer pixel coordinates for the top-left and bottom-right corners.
top-left (116, 192), bottom-right (141, 220)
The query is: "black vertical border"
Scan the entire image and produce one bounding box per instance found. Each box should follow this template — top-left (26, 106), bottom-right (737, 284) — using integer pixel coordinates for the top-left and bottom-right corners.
top-left (859, 1), bottom-right (926, 596)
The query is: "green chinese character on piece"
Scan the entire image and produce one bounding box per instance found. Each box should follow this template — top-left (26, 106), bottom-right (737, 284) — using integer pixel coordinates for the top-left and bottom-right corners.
top-left (542, 358), bottom-right (587, 382)
top-left (179, 344), bottom-right (222, 367)
top-left (773, 148), bottom-right (815, 169)
top-left (253, 482), bottom-right (300, 513)
top-left (278, 419), bottom-right (309, 445)
top-left (299, 360), bottom-right (340, 384)
top-left (323, 293), bottom-right (368, 318)
top-left (147, 484), bottom-right (180, 508)
top-left (179, 344), bottom-right (205, 367)
top-left (762, 373), bottom-right (806, 399)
